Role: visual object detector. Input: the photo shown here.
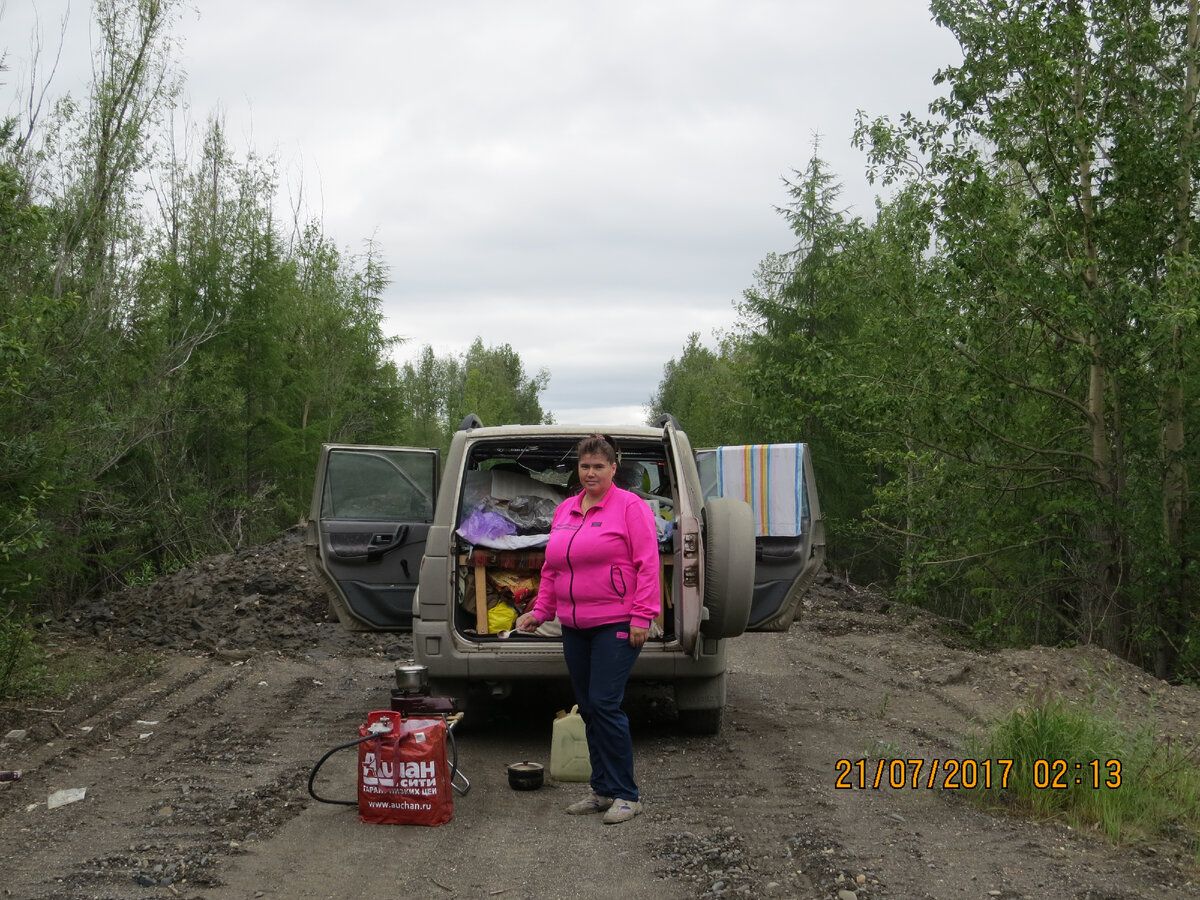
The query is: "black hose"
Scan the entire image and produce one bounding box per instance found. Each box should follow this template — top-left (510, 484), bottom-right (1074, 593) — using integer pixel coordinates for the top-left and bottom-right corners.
top-left (307, 733), bottom-right (377, 806)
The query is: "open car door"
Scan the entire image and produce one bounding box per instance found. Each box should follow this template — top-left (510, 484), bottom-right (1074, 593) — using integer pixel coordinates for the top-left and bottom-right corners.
top-left (305, 443), bottom-right (439, 630)
top-left (695, 443), bottom-right (825, 632)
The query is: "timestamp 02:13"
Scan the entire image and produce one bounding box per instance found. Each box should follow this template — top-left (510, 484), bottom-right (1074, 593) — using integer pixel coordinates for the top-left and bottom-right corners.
top-left (834, 758), bottom-right (1124, 790)
top-left (1033, 758), bottom-right (1122, 789)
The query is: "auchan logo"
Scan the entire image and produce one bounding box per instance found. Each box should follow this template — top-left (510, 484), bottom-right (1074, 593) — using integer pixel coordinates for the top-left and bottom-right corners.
top-left (362, 755), bottom-right (438, 790)
top-left (361, 751), bottom-right (394, 787)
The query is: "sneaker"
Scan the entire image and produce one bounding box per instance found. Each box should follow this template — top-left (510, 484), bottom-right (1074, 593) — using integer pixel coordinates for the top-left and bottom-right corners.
top-left (565, 792), bottom-right (613, 815)
top-left (601, 798), bottom-right (642, 824)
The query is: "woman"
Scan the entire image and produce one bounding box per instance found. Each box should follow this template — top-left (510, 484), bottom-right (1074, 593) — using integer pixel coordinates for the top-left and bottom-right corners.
top-left (514, 434), bottom-right (660, 824)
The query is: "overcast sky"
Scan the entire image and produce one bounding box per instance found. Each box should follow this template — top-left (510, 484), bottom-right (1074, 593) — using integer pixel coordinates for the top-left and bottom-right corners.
top-left (2, 1), bottom-right (962, 426)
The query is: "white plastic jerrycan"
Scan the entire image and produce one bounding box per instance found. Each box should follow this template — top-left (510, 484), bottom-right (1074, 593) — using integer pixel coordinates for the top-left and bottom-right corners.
top-left (550, 705), bottom-right (591, 782)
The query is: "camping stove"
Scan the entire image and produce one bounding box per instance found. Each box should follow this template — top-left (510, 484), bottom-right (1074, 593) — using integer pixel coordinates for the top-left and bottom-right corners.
top-left (390, 662), bottom-right (457, 717)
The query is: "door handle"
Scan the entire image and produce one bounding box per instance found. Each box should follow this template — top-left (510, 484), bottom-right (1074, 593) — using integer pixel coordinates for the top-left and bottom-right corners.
top-left (366, 525), bottom-right (410, 562)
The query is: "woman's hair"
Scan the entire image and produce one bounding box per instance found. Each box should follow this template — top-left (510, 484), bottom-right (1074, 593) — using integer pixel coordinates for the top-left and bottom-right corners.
top-left (576, 433), bottom-right (618, 464)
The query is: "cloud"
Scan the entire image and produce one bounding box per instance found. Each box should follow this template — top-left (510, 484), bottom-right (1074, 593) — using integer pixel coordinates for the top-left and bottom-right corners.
top-left (3, 0), bottom-right (961, 424)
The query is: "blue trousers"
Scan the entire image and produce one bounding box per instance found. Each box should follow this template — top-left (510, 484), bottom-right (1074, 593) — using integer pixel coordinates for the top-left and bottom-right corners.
top-left (560, 621), bottom-right (642, 801)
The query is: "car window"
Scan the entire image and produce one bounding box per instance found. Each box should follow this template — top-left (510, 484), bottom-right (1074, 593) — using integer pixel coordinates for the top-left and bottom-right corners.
top-left (321, 449), bottom-right (436, 521)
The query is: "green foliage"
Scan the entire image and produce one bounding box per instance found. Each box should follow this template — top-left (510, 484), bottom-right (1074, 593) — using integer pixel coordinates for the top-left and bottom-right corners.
top-left (398, 338), bottom-right (552, 455)
top-left (0, 601), bottom-right (36, 699)
top-left (846, 0), bottom-right (1200, 678)
top-left (968, 698), bottom-right (1200, 852)
top-left (652, 5), bottom-right (1200, 680)
top-left (452, 338), bottom-right (550, 432)
top-left (0, 0), bottom-right (427, 649)
top-left (0, 1), bottom-right (558, 699)
top-left (650, 145), bottom-right (908, 579)
top-left (647, 331), bottom-right (755, 447)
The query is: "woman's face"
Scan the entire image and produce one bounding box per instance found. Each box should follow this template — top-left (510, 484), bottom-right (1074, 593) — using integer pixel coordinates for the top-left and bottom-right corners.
top-left (578, 452), bottom-right (617, 497)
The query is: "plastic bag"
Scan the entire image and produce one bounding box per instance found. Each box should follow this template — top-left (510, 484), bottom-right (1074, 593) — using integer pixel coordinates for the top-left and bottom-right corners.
top-left (505, 495), bottom-right (559, 534)
top-left (487, 601), bottom-right (516, 633)
top-left (358, 712), bottom-right (453, 826)
top-left (457, 508), bottom-right (517, 545)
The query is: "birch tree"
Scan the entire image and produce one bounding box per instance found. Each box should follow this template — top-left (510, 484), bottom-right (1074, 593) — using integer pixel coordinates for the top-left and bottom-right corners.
top-left (852, 0), bottom-right (1200, 677)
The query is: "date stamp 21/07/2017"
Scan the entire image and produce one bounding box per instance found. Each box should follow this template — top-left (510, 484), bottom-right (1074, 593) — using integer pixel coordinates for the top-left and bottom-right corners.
top-left (834, 758), bottom-right (1123, 791)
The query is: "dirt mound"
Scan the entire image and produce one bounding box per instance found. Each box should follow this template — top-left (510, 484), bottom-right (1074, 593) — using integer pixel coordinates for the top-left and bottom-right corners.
top-left (58, 527), bottom-right (368, 656)
top-left (798, 574), bottom-right (1200, 750)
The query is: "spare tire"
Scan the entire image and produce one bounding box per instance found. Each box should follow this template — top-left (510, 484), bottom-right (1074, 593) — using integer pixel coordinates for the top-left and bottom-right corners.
top-left (700, 497), bottom-right (755, 638)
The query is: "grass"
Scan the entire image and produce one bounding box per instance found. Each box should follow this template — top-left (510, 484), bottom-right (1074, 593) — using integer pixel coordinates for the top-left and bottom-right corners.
top-left (966, 697), bottom-right (1200, 859)
top-left (863, 737), bottom-right (904, 759)
top-left (0, 605), bottom-right (36, 699)
top-left (1, 630), bottom-right (161, 703)
top-left (40, 644), bottom-right (161, 699)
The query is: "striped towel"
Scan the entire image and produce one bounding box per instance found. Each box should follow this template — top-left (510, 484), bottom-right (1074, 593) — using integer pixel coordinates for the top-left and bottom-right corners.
top-left (706, 444), bottom-right (806, 537)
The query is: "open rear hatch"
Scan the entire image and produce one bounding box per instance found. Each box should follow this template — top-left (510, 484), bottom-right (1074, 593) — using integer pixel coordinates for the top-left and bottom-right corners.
top-left (443, 433), bottom-right (693, 648)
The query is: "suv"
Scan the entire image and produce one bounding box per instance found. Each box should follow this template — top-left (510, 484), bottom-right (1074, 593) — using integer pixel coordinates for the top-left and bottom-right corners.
top-left (305, 416), bottom-right (824, 733)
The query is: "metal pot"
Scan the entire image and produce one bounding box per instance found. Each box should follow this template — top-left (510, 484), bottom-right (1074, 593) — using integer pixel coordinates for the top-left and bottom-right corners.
top-left (394, 662), bottom-right (428, 693)
top-left (507, 761), bottom-right (544, 791)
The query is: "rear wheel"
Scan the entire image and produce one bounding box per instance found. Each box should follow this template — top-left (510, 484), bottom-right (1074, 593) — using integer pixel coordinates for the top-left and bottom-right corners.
top-left (677, 706), bottom-right (723, 735)
top-left (700, 498), bottom-right (755, 638)
top-left (674, 672), bottom-right (726, 735)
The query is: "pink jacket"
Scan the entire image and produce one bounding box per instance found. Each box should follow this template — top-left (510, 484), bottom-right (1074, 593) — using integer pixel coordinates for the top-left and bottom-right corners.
top-left (528, 484), bottom-right (660, 630)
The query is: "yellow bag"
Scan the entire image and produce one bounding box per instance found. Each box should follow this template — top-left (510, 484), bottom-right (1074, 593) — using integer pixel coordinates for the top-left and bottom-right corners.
top-left (487, 601), bottom-right (516, 633)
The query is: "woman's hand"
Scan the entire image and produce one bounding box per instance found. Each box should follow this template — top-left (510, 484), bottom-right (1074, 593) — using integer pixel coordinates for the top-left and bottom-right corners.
top-left (514, 613), bottom-right (540, 633)
top-left (629, 625), bottom-right (648, 648)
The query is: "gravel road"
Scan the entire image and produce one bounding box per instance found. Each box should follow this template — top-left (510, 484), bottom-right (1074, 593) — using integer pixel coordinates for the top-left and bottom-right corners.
top-left (1, 530), bottom-right (1197, 899)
